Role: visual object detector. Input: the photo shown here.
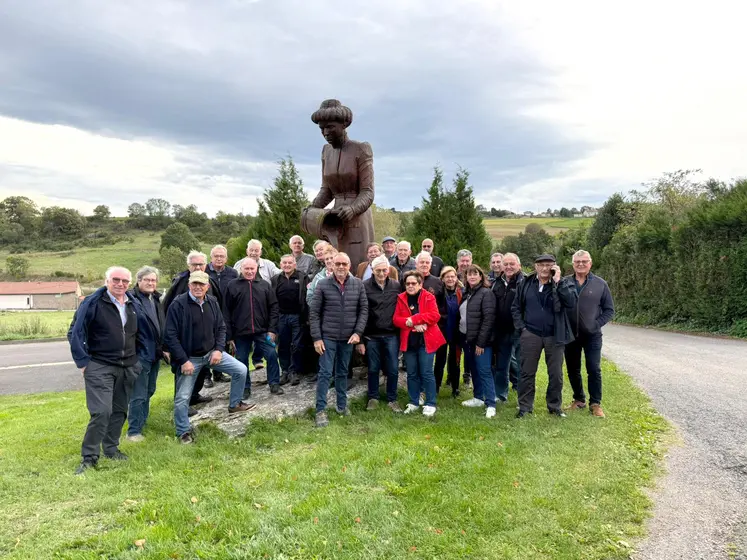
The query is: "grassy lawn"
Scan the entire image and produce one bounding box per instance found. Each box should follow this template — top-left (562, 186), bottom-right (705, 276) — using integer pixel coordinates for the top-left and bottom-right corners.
top-left (0, 310), bottom-right (74, 340)
top-left (0, 360), bottom-right (668, 559)
top-left (484, 217), bottom-right (593, 241)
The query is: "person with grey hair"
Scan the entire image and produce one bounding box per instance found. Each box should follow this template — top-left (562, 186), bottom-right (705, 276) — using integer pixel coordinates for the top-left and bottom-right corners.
top-left (456, 249), bottom-right (473, 283)
top-left (126, 266), bottom-right (168, 442)
top-left (289, 235), bottom-right (315, 277)
top-left (563, 249), bottom-right (615, 417)
top-left (420, 238), bottom-right (444, 278)
top-left (492, 252), bottom-right (523, 401)
top-left (68, 266), bottom-right (146, 474)
top-left (207, 245), bottom-right (238, 297)
top-left (487, 252), bottom-right (504, 285)
top-left (162, 250), bottom-right (225, 399)
top-left (389, 240), bottom-right (416, 277)
top-left (233, 239), bottom-right (280, 282)
top-left (306, 240), bottom-right (329, 279)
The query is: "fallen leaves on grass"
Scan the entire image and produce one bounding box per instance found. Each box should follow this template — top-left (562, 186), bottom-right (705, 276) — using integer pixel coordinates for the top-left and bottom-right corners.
top-left (134, 539), bottom-right (146, 548)
top-left (190, 496), bottom-right (198, 504)
top-left (354, 517), bottom-right (361, 523)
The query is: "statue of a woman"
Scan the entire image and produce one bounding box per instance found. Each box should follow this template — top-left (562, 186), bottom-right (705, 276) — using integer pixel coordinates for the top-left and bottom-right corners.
top-left (306, 99), bottom-right (375, 270)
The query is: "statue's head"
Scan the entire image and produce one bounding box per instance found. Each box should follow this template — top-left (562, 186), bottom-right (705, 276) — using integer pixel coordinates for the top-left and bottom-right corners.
top-left (311, 99), bottom-right (352, 147)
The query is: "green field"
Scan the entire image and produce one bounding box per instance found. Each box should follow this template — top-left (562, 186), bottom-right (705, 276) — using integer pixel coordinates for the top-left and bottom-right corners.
top-left (0, 360), bottom-right (669, 559)
top-left (0, 232), bottom-right (212, 285)
top-left (0, 311), bottom-right (74, 341)
top-left (483, 217), bottom-right (593, 241)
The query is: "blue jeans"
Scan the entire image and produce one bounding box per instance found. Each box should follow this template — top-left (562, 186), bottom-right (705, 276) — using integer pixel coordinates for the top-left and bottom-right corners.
top-left (278, 314), bottom-right (303, 374)
top-left (235, 334), bottom-right (280, 389)
top-left (463, 342), bottom-right (496, 407)
top-left (366, 335), bottom-right (399, 402)
top-left (493, 332), bottom-right (520, 402)
top-left (127, 357), bottom-right (160, 436)
top-left (404, 345), bottom-right (437, 407)
top-left (173, 352), bottom-right (247, 436)
top-left (315, 339), bottom-right (353, 413)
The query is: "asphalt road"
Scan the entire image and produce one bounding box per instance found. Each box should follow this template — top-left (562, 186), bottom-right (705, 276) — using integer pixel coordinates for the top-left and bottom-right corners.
top-left (0, 340), bottom-right (82, 395)
top-left (603, 324), bottom-right (747, 560)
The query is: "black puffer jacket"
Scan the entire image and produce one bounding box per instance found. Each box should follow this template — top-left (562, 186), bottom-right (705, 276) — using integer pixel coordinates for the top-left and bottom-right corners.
top-left (462, 284), bottom-right (496, 348)
top-left (310, 274), bottom-right (368, 342)
top-left (492, 271), bottom-right (524, 334)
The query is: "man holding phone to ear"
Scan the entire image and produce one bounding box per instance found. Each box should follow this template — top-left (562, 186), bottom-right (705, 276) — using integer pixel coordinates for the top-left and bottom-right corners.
top-left (511, 254), bottom-right (577, 418)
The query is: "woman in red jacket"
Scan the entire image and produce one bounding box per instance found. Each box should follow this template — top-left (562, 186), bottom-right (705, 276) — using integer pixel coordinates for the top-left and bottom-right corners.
top-left (393, 270), bottom-right (446, 416)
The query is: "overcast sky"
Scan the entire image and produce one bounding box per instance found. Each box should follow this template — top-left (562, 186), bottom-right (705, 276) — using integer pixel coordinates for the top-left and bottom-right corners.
top-left (1, 0), bottom-right (745, 217)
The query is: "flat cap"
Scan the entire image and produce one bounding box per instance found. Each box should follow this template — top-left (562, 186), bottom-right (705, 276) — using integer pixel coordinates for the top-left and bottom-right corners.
top-left (188, 271), bottom-right (210, 284)
top-left (534, 254), bottom-right (556, 263)
top-left (382, 236), bottom-right (396, 243)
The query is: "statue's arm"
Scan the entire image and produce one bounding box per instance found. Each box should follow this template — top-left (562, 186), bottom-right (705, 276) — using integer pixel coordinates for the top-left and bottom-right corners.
top-left (348, 142), bottom-right (375, 217)
top-left (311, 149), bottom-right (334, 208)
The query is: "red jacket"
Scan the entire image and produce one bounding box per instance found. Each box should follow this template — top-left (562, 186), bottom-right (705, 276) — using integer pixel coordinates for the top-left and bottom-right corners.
top-left (393, 289), bottom-right (446, 353)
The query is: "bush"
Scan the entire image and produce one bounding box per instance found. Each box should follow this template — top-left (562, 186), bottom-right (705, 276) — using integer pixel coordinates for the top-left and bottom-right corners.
top-left (6, 255), bottom-right (30, 278)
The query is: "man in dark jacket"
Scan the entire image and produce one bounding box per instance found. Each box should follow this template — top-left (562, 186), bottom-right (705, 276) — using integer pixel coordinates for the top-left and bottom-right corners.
top-left (389, 241), bottom-right (416, 277)
top-left (491, 253), bottom-right (523, 401)
top-left (563, 250), bottom-right (615, 417)
top-left (207, 245), bottom-right (239, 298)
top-left (359, 255), bottom-right (402, 412)
top-left (68, 266), bottom-right (145, 474)
top-left (164, 271), bottom-right (253, 444)
top-left (126, 266), bottom-right (168, 442)
top-left (271, 254), bottom-right (308, 386)
top-left (310, 252), bottom-right (368, 427)
top-left (511, 254), bottom-right (577, 418)
top-left (163, 250), bottom-right (228, 391)
top-left (420, 238), bottom-right (444, 279)
top-left (224, 258), bottom-right (283, 396)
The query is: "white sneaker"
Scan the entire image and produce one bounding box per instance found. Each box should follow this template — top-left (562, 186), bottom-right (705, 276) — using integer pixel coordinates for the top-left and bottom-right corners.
top-left (462, 398), bottom-right (485, 408)
top-left (404, 404), bottom-right (420, 414)
top-left (126, 434), bottom-right (145, 442)
top-left (485, 407), bottom-right (496, 419)
top-left (418, 392), bottom-right (425, 406)
top-left (422, 405), bottom-right (436, 417)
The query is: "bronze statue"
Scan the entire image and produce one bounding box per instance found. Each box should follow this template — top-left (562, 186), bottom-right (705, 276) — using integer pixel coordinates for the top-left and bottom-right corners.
top-left (301, 99), bottom-right (374, 270)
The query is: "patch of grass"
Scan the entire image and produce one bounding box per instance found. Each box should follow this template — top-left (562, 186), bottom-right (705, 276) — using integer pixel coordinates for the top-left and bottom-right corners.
top-left (0, 311), bottom-right (74, 340)
top-left (0, 360), bottom-right (669, 559)
top-left (0, 231), bottom-right (211, 285)
top-left (484, 217), bottom-right (593, 241)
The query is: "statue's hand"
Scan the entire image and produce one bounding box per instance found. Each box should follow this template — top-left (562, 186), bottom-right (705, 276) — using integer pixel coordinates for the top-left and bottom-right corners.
top-left (337, 206), bottom-right (355, 222)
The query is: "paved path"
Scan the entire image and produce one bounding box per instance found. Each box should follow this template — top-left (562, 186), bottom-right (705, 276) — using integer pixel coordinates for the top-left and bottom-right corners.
top-left (0, 340), bottom-right (81, 395)
top-left (603, 324), bottom-right (747, 560)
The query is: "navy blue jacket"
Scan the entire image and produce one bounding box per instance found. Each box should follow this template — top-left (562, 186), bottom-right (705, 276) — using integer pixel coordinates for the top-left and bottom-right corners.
top-left (128, 286), bottom-right (165, 363)
top-left (563, 272), bottom-right (615, 337)
top-left (164, 292), bottom-right (226, 372)
top-left (67, 286), bottom-right (146, 369)
top-left (511, 273), bottom-right (577, 345)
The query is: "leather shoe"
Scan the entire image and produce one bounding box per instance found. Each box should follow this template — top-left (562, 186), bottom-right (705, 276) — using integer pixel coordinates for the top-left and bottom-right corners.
top-left (270, 384), bottom-right (285, 395)
top-left (229, 401), bottom-right (257, 413)
top-left (203, 376), bottom-right (214, 388)
top-left (213, 372), bottom-right (231, 383)
top-left (192, 394), bottom-right (213, 405)
top-left (516, 410), bottom-right (533, 418)
top-left (279, 372), bottom-right (290, 386)
top-left (75, 458), bottom-right (97, 475)
top-left (548, 409), bottom-right (567, 418)
top-left (290, 373), bottom-right (300, 386)
top-left (306, 374), bottom-right (318, 383)
top-left (105, 450), bottom-right (128, 461)
top-left (188, 406), bottom-right (198, 417)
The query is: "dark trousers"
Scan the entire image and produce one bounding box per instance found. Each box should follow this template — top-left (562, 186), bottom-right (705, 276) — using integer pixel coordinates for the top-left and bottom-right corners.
top-left (434, 338), bottom-right (461, 394)
top-left (564, 332), bottom-right (603, 405)
top-left (366, 335), bottom-right (399, 402)
top-left (493, 331), bottom-right (520, 401)
top-left (278, 313), bottom-right (304, 375)
top-left (509, 339), bottom-right (521, 390)
top-left (517, 330), bottom-right (565, 413)
top-left (81, 360), bottom-right (138, 460)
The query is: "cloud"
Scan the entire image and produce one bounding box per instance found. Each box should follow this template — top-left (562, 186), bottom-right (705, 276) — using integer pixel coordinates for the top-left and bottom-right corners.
top-left (0, 0), bottom-right (744, 217)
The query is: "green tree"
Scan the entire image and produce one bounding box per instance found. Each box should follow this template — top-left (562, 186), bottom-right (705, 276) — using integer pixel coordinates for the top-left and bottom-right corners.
top-left (160, 222), bottom-right (201, 254)
top-left (158, 246), bottom-right (188, 279)
top-left (0, 196), bottom-right (40, 233)
top-left (92, 205), bottom-right (111, 221)
top-left (6, 255), bottom-right (30, 279)
top-left (559, 207), bottom-right (572, 218)
top-left (499, 224), bottom-right (553, 266)
top-left (145, 198), bottom-right (172, 229)
top-left (230, 156), bottom-right (313, 264)
top-left (587, 193), bottom-right (630, 252)
top-left (372, 204), bottom-right (402, 241)
top-left (406, 166), bottom-right (492, 266)
top-left (41, 206), bottom-right (86, 238)
top-left (175, 204), bottom-right (208, 228)
top-left (127, 202), bottom-right (145, 218)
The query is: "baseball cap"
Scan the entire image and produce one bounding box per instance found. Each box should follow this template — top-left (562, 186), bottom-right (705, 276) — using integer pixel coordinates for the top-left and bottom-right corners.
top-left (382, 236), bottom-right (396, 243)
top-left (189, 271), bottom-right (210, 284)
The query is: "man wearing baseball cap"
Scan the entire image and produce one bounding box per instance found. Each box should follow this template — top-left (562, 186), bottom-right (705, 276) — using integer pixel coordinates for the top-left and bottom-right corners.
top-left (511, 254), bottom-right (577, 418)
top-left (164, 271), bottom-right (255, 444)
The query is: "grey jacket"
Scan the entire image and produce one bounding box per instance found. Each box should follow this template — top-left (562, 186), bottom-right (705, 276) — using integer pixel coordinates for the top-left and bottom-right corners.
top-left (310, 274), bottom-right (368, 342)
top-left (563, 272), bottom-right (615, 337)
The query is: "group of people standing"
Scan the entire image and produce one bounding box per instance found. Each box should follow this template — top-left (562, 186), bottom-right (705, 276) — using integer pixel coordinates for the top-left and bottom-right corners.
top-left (67, 234), bottom-right (614, 474)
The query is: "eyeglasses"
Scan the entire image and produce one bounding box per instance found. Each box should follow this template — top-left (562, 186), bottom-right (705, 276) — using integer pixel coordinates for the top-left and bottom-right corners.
top-left (110, 278), bottom-right (130, 285)
top-left (189, 262), bottom-right (207, 268)
top-left (574, 260), bottom-right (591, 265)
top-left (373, 268), bottom-right (388, 274)
top-left (333, 262), bottom-right (349, 267)
top-left (405, 281), bottom-right (419, 286)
